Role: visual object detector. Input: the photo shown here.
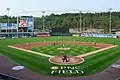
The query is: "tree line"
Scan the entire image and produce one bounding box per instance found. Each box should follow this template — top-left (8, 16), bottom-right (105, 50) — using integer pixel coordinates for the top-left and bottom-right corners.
top-left (0, 12), bottom-right (120, 33)
top-left (35, 12), bottom-right (120, 33)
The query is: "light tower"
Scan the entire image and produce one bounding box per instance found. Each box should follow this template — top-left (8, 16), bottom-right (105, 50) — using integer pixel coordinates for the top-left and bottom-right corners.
top-left (42, 11), bottom-right (45, 31)
top-left (79, 10), bottom-right (82, 33)
top-left (108, 8), bottom-right (112, 33)
top-left (6, 8), bottom-right (10, 24)
top-left (6, 8), bottom-right (10, 34)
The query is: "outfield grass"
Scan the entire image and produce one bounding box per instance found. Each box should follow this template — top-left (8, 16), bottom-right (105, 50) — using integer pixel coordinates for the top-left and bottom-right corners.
top-left (0, 37), bottom-right (120, 77)
top-left (31, 44), bottom-right (98, 56)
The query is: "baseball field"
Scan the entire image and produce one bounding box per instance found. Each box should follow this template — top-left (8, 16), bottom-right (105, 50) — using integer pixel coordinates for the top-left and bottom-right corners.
top-left (0, 36), bottom-right (120, 77)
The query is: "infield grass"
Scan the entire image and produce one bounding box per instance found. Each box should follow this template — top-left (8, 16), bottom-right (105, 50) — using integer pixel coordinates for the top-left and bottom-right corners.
top-left (31, 44), bottom-right (98, 56)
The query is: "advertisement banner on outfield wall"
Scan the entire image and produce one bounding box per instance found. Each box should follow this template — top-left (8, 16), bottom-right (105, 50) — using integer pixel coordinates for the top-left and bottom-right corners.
top-left (28, 18), bottom-right (34, 31)
top-left (0, 23), bottom-right (18, 30)
top-left (7, 23), bottom-right (12, 29)
top-left (7, 23), bottom-right (17, 30)
top-left (73, 34), bottom-right (80, 37)
top-left (37, 33), bottom-right (50, 37)
top-left (81, 34), bottom-right (114, 38)
top-left (0, 23), bottom-right (7, 29)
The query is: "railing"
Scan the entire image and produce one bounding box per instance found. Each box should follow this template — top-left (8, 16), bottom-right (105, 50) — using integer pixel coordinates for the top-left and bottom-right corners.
top-left (0, 73), bottom-right (20, 80)
top-left (0, 32), bottom-right (49, 34)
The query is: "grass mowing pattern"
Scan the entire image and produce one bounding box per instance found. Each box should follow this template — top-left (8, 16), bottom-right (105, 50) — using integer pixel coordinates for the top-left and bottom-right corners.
top-left (31, 44), bottom-right (98, 56)
top-left (0, 45), bottom-right (53, 75)
top-left (0, 37), bottom-right (120, 76)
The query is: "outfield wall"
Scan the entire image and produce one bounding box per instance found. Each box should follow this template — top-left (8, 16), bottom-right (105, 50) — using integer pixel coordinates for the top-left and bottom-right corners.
top-left (81, 33), bottom-right (115, 38)
top-left (37, 33), bottom-right (50, 37)
top-left (50, 33), bottom-right (72, 36)
top-left (50, 33), bottom-right (116, 38)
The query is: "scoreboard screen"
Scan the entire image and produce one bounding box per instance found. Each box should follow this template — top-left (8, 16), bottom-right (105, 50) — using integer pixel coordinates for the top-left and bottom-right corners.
top-left (19, 19), bottom-right (28, 27)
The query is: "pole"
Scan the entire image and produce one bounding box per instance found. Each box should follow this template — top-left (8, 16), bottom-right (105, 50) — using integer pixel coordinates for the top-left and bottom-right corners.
top-left (0, 27), bottom-right (1, 32)
top-left (42, 11), bottom-right (45, 31)
top-left (79, 11), bottom-right (82, 33)
top-left (109, 11), bottom-right (112, 33)
top-left (17, 16), bottom-right (19, 37)
top-left (6, 8), bottom-right (10, 25)
top-left (109, 8), bottom-right (112, 33)
top-left (6, 8), bottom-right (10, 37)
top-left (8, 10), bottom-right (9, 24)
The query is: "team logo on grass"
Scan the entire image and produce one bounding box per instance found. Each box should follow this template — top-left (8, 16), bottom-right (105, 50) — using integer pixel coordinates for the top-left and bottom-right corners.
top-left (111, 64), bottom-right (120, 68)
top-left (51, 66), bottom-right (59, 70)
top-left (51, 66), bottom-right (84, 74)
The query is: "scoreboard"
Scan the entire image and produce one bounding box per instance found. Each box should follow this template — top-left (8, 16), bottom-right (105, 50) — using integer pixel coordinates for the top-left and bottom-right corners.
top-left (18, 16), bottom-right (34, 31)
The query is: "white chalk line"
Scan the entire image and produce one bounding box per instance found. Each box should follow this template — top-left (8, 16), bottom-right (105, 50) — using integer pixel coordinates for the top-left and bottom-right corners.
top-left (77, 45), bottom-right (117, 57)
top-left (8, 46), bottom-right (53, 58)
top-left (8, 45), bottom-right (117, 58)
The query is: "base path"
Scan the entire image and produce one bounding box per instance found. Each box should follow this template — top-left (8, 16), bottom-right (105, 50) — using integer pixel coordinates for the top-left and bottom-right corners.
top-left (13, 42), bottom-right (113, 49)
top-left (8, 46), bottom-right (53, 58)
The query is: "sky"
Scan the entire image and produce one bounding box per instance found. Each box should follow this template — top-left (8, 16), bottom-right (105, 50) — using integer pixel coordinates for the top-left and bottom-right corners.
top-left (0, 0), bottom-right (119, 17)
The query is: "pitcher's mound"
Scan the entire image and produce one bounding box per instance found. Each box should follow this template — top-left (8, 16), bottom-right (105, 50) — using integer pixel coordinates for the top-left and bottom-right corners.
top-left (49, 56), bottom-right (84, 65)
top-left (58, 48), bottom-right (71, 50)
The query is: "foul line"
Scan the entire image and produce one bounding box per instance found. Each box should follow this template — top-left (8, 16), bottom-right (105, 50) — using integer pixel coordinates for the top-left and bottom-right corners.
top-left (8, 45), bottom-right (117, 58)
top-left (77, 45), bottom-right (117, 58)
top-left (8, 46), bottom-right (53, 58)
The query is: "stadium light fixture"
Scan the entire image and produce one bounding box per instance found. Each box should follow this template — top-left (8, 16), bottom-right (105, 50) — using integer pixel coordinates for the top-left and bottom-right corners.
top-left (73, 9), bottom-right (82, 33)
top-left (6, 8), bottom-right (10, 34)
top-left (108, 8), bottom-right (112, 33)
top-left (42, 11), bottom-right (45, 31)
top-left (79, 10), bottom-right (82, 33)
top-left (6, 8), bottom-right (10, 24)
